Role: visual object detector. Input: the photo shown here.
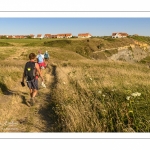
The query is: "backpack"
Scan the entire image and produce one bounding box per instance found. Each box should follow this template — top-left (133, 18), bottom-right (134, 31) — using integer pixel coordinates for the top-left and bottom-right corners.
top-left (24, 62), bottom-right (36, 81)
top-left (44, 53), bottom-right (49, 59)
top-left (37, 54), bottom-right (43, 63)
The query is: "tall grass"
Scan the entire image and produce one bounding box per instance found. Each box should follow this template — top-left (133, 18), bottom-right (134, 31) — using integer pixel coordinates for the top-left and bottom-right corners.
top-left (50, 60), bottom-right (150, 132)
top-left (1, 39), bottom-right (150, 132)
top-left (0, 46), bottom-right (43, 132)
top-left (0, 48), bottom-right (16, 60)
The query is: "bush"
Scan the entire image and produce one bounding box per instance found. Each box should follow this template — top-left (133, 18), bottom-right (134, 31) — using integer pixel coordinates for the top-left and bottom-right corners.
top-left (97, 43), bottom-right (104, 49)
top-left (43, 40), bottom-right (72, 47)
top-left (0, 42), bottom-right (13, 46)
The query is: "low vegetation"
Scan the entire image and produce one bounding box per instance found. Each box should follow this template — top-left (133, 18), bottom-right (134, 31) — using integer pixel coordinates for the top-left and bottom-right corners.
top-left (50, 60), bottom-right (150, 132)
top-left (0, 42), bottom-right (13, 47)
top-left (0, 37), bottom-right (150, 132)
top-left (104, 49), bottom-right (118, 57)
top-left (131, 36), bottom-right (150, 44)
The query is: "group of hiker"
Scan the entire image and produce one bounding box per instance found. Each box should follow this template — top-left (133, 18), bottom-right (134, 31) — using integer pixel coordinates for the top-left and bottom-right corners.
top-left (21, 50), bottom-right (50, 107)
top-left (36, 50), bottom-right (49, 69)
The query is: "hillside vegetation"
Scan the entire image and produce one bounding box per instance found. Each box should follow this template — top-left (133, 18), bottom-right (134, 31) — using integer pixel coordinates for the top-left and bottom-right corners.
top-left (1, 37), bottom-right (150, 132)
top-left (131, 36), bottom-right (150, 44)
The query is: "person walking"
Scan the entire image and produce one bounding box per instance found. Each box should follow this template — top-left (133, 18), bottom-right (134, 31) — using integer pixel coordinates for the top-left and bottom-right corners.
top-left (44, 50), bottom-right (50, 67)
top-left (36, 50), bottom-right (46, 69)
top-left (21, 53), bottom-right (44, 106)
top-left (44, 51), bottom-right (49, 60)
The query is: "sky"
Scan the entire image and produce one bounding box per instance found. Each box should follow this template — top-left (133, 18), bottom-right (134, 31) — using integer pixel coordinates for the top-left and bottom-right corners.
top-left (0, 18), bottom-right (150, 37)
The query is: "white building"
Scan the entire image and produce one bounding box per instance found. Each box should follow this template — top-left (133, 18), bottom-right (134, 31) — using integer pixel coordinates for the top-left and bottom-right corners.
top-left (112, 32), bottom-right (128, 38)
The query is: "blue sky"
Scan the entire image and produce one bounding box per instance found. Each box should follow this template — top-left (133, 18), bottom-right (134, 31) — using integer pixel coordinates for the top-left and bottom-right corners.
top-left (0, 18), bottom-right (150, 36)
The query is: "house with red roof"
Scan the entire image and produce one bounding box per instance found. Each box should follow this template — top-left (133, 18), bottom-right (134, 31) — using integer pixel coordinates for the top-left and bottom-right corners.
top-left (36, 34), bottom-right (43, 39)
top-left (51, 34), bottom-right (57, 38)
top-left (44, 34), bottom-right (51, 38)
top-left (30, 34), bottom-right (35, 38)
top-left (78, 33), bottom-right (92, 38)
top-left (20, 35), bottom-right (26, 39)
top-left (14, 35), bottom-right (21, 39)
top-left (7, 35), bottom-right (13, 38)
top-left (57, 33), bottom-right (72, 38)
top-left (112, 32), bottom-right (128, 38)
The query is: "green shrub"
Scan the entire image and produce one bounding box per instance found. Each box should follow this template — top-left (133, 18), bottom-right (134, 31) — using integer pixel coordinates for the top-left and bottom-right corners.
top-left (43, 40), bottom-right (71, 47)
top-left (0, 42), bottom-right (13, 46)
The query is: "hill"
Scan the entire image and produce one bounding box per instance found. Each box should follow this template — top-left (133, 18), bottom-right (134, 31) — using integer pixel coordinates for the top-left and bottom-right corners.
top-left (0, 37), bottom-right (150, 132)
top-left (2, 36), bottom-right (150, 62)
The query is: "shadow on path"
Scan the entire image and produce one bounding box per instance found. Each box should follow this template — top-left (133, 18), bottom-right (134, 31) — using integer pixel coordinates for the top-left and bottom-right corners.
top-left (0, 81), bottom-right (29, 106)
top-left (0, 82), bottom-right (12, 95)
top-left (37, 64), bottom-right (61, 132)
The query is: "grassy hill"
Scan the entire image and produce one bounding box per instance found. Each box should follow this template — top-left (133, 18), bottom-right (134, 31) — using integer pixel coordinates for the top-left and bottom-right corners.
top-left (131, 35), bottom-right (150, 44)
top-left (1, 37), bottom-right (150, 132)
top-left (0, 37), bottom-right (137, 58)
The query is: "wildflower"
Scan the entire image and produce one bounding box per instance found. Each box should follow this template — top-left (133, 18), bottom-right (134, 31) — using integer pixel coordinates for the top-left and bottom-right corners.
top-left (126, 96), bottom-right (130, 100)
top-left (131, 93), bottom-right (137, 97)
top-left (98, 90), bottom-right (102, 94)
top-left (131, 92), bottom-right (141, 97)
top-left (136, 92), bottom-right (141, 96)
top-left (112, 89), bottom-right (116, 92)
top-left (102, 94), bottom-right (106, 97)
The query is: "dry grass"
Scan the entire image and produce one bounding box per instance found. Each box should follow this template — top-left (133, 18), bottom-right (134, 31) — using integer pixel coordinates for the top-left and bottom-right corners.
top-left (1, 39), bottom-right (150, 132)
top-left (50, 60), bottom-right (150, 132)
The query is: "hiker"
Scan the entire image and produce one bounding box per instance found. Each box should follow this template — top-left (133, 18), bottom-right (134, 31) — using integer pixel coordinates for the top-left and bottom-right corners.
top-left (44, 51), bottom-right (49, 67)
top-left (21, 53), bottom-right (44, 106)
top-left (36, 50), bottom-right (46, 69)
top-left (44, 51), bottom-right (49, 60)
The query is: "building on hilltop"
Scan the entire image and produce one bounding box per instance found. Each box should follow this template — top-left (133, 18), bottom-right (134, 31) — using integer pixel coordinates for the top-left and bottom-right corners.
top-left (7, 35), bottom-right (13, 38)
top-left (51, 34), bottom-right (57, 38)
top-left (20, 35), bottom-right (29, 39)
top-left (57, 33), bottom-right (72, 38)
top-left (0, 34), bottom-right (35, 39)
top-left (0, 35), bottom-right (14, 38)
top-left (30, 34), bottom-right (35, 38)
top-left (44, 34), bottom-right (51, 38)
top-left (112, 32), bottom-right (128, 38)
top-left (12, 35), bottom-right (30, 39)
top-left (20, 35), bottom-right (25, 39)
top-left (78, 33), bottom-right (92, 38)
top-left (14, 35), bottom-right (21, 39)
top-left (36, 34), bottom-right (43, 39)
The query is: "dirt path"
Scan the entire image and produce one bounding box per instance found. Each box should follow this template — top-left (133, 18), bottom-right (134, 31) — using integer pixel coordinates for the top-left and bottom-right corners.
top-left (1, 65), bottom-right (58, 132)
top-left (0, 48), bottom-right (59, 132)
top-left (26, 65), bottom-right (57, 132)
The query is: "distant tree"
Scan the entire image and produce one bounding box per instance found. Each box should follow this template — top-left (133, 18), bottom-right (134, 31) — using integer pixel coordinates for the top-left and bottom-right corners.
top-left (0, 36), bottom-right (7, 39)
top-left (71, 36), bottom-right (77, 38)
top-left (26, 36), bottom-right (32, 39)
